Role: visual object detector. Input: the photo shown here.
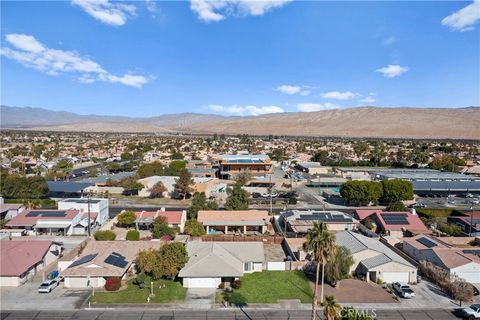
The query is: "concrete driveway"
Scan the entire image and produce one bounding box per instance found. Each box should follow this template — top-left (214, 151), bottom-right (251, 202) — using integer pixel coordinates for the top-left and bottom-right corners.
top-left (0, 281), bottom-right (89, 310)
top-left (184, 288), bottom-right (216, 309)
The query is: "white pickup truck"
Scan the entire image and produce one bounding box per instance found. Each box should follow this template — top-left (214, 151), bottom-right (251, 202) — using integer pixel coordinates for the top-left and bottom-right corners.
top-left (462, 304), bottom-right (480, 320)
top-left (392, 282), bottom-right (415, 298)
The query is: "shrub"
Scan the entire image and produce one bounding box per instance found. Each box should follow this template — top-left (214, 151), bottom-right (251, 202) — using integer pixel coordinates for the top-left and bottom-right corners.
top-left (117, 210), bottom-right (136, 227)
top-left (104, 277), bottom-right (122, 291)
top-left (231, 279), bottom-right (242, 289)
top-left (288, 197), bottom-right (298, 205)
top-left (151, 216), bottom-right (175, 239)
top-left (437, 222), bottom-right (463, 236)
top-left (218, 282), bottom-right (225, 289)
top-left (126, 229), bottom-right (140, 241)
top-left (184, 219), bottom-right (206, 236)
top-left (134, 272), bottom-right (148, 288)
top-left (94, 230), bottom-right (116, 241)
top-left (386, 201), bottom-right (406, 212)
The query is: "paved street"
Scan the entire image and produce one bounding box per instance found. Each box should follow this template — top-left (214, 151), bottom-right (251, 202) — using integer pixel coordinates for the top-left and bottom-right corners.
top-left (0, 308), bottom-right (462, 320)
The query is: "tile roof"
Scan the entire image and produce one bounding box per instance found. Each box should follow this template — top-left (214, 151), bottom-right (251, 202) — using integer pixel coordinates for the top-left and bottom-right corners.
top-left (197, 210), bottom-right (269, 226)
top-left (355, 209), bottom-right (428, 232)
top-left (0, 240), bottom-right (59, 276)
top-left (134, 210), bottom-right (183, 225)
top-left (6, 209), bottom-right (81, 227)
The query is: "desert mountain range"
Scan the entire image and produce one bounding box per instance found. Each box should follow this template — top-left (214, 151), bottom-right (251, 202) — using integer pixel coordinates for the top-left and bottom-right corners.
top-left (1, 105), bottom-right (479, 139)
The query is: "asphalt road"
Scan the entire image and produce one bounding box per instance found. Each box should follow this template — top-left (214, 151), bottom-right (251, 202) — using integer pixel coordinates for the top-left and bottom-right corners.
top-left (0, 309), bottom-right (463, 320)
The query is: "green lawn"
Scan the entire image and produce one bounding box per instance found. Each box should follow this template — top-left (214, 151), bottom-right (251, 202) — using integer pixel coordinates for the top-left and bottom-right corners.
top-left (90, 278), bottom-right (186, 304)
top-left (225, 271), bottom-right (313, 304)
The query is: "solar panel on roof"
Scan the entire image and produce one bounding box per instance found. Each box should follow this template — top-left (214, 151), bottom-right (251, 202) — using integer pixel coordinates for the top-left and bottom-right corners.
top-left (68, 253), bottom-right (98, 268)
top-left (26, 211), bottom-right (41, 217)
top-left (381, 213), bottom-right (409, 225)
top-left (41, 211), bottom-right (67, 217)
top-left (463, 249), bottom-right (480, 257)
top-left (416, 237), bottom-right (437, 248)
top-left (104, 252), bottom-right (128, 268)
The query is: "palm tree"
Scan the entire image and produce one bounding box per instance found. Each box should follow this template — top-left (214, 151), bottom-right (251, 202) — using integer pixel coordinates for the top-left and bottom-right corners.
top-left (323, 295), bottom-right (341, 320)
top-left (303, 222), bottom-right (337, 320)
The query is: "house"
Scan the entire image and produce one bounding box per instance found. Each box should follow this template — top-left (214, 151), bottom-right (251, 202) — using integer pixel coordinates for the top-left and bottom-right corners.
top-left (178, 241), bottom-right (264, 288)
top-left (354, 209), bottom-right (428, 237)
top-left (137, 176), bottom-right (178, 197)
top-left (0, 240), bottom-right (63, 286)
top-left (295, 162), bottom-right (329, 175)
top-left (447, 211), bottom-right (480, 237)
top-left (403, 234), bottom-right (480, 283)
top-left (0, 200), bottom-right (26, 220)
top-left (336, 231), bottom-right (417, 283)
top-left (60, 240), bottom-right (161, 288)
top-left (5, 209), bottom-right (94, 236)
top-left (192, 177), bottom-right (227, 198)
top-left (58, 197), bottom-right (109, 225)
top-left (212, 154), bottom-right (273, 179)
top-left (133, 209), bottom-right (187, 232)
top-left (197, 210), bottom-right (270, 235)
top-left (280, 210), bottom-right (358, 234)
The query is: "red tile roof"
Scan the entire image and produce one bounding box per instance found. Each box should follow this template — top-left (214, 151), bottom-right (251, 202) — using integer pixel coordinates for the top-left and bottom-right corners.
top-left (0, 240), bottom-right (58, 276)
top-left (134, 210), bottom-right (183, 224)
top-left (6, 209), bottom-right (81, 227)
top-left (355, 209), bottom-right (428, 232)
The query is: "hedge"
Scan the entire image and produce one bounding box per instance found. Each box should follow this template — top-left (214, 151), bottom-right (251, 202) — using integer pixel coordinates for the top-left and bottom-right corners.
top-left (126, 229), bottom-right (140, 241)
top-left (94, 230), bottom-right (116, 241)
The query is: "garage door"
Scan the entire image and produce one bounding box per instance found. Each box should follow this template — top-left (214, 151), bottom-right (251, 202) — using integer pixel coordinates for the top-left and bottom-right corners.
top-left (381, 272), bottom-right (409, 283)
top-left (186, 278), bottom-right (219, 288)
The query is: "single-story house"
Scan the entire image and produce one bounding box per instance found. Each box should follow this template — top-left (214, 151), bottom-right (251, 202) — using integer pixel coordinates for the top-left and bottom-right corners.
top-left (280, 210), bottom-right (358, 234)
top-left (0, 240), bottom-right (63, 287)
top-left (0, 201), bottom-right (26, 220)
top-left (5, 209), bottom-right (94, 236)
top-left (197, 210), bottom-right (271, 235)
top-left (134, 209), bottom-right (187, 232)
top-left (178, 241), bottom-right (264, 288)
top-left (447, 211), bottom-right (480, 237)
top-left (60, 240), bottom-right (162, 288)
top-left (354, 209), bottom-right (428, 237)
top-left (336, 231), bottom-right (417, 284)
top-left (137, 176), bottom-right (178, 197)
top-left (192, 177), bottom-right (227, 198)
top-left (403, 234), bottom-right (480, 283)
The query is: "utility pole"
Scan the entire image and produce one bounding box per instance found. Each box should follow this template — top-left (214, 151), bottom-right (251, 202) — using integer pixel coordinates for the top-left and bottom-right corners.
top-left (470, 204), bottom-right (474, 237)
top-left (269, 174), bottom-right (273, 215)
top-left (87, 193), bottom-right (91, 237)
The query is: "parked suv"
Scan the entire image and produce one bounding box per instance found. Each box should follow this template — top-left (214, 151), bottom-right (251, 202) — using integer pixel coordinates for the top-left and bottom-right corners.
top-left (461, 304), bottom-right (480, 320)
top-left (392, 282), bottom-right (415, 298)
top-left (38, 279), bottom-right (59, 293)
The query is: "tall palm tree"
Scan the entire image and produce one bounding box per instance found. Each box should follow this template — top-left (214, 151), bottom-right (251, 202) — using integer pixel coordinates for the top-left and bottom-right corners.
top-left (303, 222), bottom-right (337, 320)
top-left (323, 295), bottom-right (341, 320)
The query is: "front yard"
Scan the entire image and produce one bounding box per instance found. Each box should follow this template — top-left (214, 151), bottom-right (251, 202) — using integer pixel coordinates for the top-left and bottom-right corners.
top-left (223, 270), bottom-right (313, 304)
top-left (90, 278), bottom-right (186, 304)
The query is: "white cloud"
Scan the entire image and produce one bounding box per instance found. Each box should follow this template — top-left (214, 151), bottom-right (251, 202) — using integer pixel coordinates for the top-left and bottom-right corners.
top-left (145, 0), bottom-right (157, 13)
top-left (320, 91), bottom-right (357, 100)
top-left (359, 96), bottom-right (376, 104)
top-left (71, 0), bottom-right (136, 26)
top-left (276, 84), bottom-right (310, 96)
top-left (382, 36), bottom-right (396, 45)
top-left (296, 102), bottom-right (338, 112)
top-left (442, 0), bottom-right (480, 32)
top-left (1, 33), bottom-right (150, 88)
top-left (376, 64), bottom-right (409, 78)
top-left (207, 104), bottom-right (284, 116)
top-left (190, 0), bottom-right (292, 22)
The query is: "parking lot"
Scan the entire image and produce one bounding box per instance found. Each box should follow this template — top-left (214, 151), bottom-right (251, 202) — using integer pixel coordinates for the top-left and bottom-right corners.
top-left (0, 281), bottom-right (90, 310)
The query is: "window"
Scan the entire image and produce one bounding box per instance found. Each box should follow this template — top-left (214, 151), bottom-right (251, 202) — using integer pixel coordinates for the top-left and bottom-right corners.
top-left (244, 262), bottom-right (253, 271)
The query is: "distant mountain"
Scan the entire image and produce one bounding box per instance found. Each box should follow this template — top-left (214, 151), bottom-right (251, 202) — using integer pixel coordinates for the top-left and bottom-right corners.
top-left (1, 105), bottom-right (479, 139)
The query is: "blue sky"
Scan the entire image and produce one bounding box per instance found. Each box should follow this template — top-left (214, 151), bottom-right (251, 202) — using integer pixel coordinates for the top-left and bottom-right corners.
top-left (1, 0), bottom-right (479, 117)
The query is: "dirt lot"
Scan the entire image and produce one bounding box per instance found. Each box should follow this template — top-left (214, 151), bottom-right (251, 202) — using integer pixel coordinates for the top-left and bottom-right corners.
top-left (310, 279), bottom-right (397, 303)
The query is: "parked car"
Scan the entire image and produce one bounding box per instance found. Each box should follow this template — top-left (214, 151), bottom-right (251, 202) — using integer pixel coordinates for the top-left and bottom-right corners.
top-left (262, 192), bottom-right (279, 198)
top-left (461, 304), bottom-right (480, 320)
top-left (392, 282), bottom-right (415, 298)
top-left (38, 279), bottom-right (59, 293)
top-left (466, 193), bottom-right (475, 198)
top-left (413, 203), bottom-right (427, 208)
top-left (471, 198), bottom-right (480, 205)
top-left (251, 192), bottom-right (262, 199)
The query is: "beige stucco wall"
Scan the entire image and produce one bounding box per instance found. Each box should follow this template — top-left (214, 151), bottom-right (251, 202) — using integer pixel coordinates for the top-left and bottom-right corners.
top-left (369, 261), bottom-right (417, 283)
top-left (0, 276), bottom-right (21, 287)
